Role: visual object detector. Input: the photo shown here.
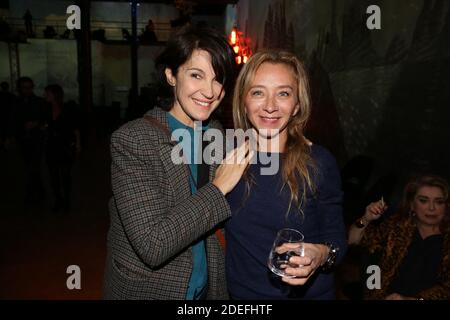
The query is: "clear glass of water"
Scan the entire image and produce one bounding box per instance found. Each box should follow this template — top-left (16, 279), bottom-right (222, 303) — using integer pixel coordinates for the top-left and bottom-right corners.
top-left (268, 228), bottom-right (304, 278)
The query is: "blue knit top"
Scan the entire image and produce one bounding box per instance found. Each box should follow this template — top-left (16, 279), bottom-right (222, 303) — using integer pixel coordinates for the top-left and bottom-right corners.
top-left (225, 145), bottom-right (347, 299)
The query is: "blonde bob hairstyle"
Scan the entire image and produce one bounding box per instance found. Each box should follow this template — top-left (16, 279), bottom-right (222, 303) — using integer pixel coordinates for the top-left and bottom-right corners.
top-left (232, 50), bottom-right (316, 213)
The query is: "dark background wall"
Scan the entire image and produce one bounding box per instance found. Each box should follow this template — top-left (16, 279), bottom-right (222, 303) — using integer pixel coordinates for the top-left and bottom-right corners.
top-left (237, 0), bottom-right (450, 206)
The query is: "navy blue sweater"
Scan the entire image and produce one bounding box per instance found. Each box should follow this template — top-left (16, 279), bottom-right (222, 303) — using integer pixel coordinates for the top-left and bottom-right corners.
top-left (225, 145), bottom-right (347, 300)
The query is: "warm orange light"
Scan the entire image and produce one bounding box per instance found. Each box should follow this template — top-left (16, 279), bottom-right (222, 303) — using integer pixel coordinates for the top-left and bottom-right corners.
top-left (229, 27), bottom-right (252, 64)
top-left (230, 30), bottom-right (237, 45)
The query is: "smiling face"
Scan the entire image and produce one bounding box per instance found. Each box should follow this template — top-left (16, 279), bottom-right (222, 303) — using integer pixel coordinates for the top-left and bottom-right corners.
top-left (244, 62), bottom-right (299, 146)
top-left (165, 49), bottom-right (225, 127)
top-left (411, 186), bottom-right (447, 228)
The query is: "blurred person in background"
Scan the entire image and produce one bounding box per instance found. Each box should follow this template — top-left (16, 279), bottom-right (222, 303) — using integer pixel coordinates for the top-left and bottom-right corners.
top-left (44, 84), bottom-right (81, 213)
top-left (0, 81), bottom-right (15, 150)
top-left (348, 174), bottom-right (450, 300)
top-left (12, 77), bottom-right (50, 204)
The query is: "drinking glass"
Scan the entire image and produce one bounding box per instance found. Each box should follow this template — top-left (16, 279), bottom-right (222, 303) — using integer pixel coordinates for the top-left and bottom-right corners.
top-left (267, 228), bottom-right (304, 278)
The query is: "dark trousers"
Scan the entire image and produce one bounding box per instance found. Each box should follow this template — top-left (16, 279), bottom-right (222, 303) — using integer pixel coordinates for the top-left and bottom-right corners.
top-left (47, 155), bottom-right (72, 208)
top-left (20, 137), bottom-right (45, 203)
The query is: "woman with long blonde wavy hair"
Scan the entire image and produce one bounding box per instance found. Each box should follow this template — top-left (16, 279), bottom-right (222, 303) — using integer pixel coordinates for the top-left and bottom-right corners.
top-left (225, 50), bottom-right (347, 299)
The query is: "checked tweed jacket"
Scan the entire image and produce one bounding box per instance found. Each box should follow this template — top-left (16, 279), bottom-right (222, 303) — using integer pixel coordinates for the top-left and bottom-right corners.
top-left (103, 108), bottom-right (231, 300)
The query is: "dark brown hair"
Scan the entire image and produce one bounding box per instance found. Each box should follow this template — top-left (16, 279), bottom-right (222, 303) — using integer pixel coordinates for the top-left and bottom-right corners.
top-left (45, 84), bottom-right (64, 106)
top-left (155, 25), bottom-right (237, 112)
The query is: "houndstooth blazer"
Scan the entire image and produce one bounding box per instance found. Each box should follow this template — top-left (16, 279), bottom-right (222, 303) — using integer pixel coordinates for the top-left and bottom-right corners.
top-left (103, 107), bottom-right (230, 300)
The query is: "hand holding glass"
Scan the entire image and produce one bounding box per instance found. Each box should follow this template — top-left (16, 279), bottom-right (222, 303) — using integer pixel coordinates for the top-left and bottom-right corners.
top-left (268, 228), bottom-right (304, 278)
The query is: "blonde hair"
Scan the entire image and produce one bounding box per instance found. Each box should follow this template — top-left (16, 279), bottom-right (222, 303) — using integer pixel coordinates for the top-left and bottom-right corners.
top-left (232, 50), bottom-right (316, 214)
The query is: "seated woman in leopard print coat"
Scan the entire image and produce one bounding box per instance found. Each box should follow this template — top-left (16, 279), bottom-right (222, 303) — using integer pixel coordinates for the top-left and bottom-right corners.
top-left (348, 174), bottom-right (450, 300)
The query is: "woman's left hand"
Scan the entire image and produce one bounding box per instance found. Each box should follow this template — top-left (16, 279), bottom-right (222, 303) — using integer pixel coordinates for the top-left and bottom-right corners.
top-left (281, 243), bottom-right (329, 285)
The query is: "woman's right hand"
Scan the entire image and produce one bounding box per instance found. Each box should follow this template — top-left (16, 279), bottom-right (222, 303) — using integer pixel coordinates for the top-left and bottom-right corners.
top-left (212, 141), bottom-right (254, 195)
top-left (364, 199), bottom-right (388, 222)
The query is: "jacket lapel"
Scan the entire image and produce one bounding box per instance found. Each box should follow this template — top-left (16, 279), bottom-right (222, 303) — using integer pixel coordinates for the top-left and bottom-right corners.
top-left (145, 108), bottom-right (192, 199)
top-left (159, 142), bottom-right (192, 199)
top-left (145, 108), bottom-right (224, 196)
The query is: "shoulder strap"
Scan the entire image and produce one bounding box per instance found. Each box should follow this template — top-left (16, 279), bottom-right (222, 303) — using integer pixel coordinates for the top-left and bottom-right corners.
top-left (197, 140), bottom-right (226, 251)
top-left (143, 114), bottom-right (171, 137)
top-left (214, 228), bottom-right (226, 251)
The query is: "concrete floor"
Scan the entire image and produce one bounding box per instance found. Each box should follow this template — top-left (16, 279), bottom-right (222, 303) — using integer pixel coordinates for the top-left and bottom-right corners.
top-left (0, 136), bottom-right (111, 299)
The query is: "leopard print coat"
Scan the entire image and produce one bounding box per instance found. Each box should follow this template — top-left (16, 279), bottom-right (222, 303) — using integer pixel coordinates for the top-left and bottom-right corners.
top-left (360, 213), bottom-right (450, 300)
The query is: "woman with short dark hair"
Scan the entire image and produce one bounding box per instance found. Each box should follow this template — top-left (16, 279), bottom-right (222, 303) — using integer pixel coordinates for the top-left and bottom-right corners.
top-left (103, 26), bottom-right (252, 300)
